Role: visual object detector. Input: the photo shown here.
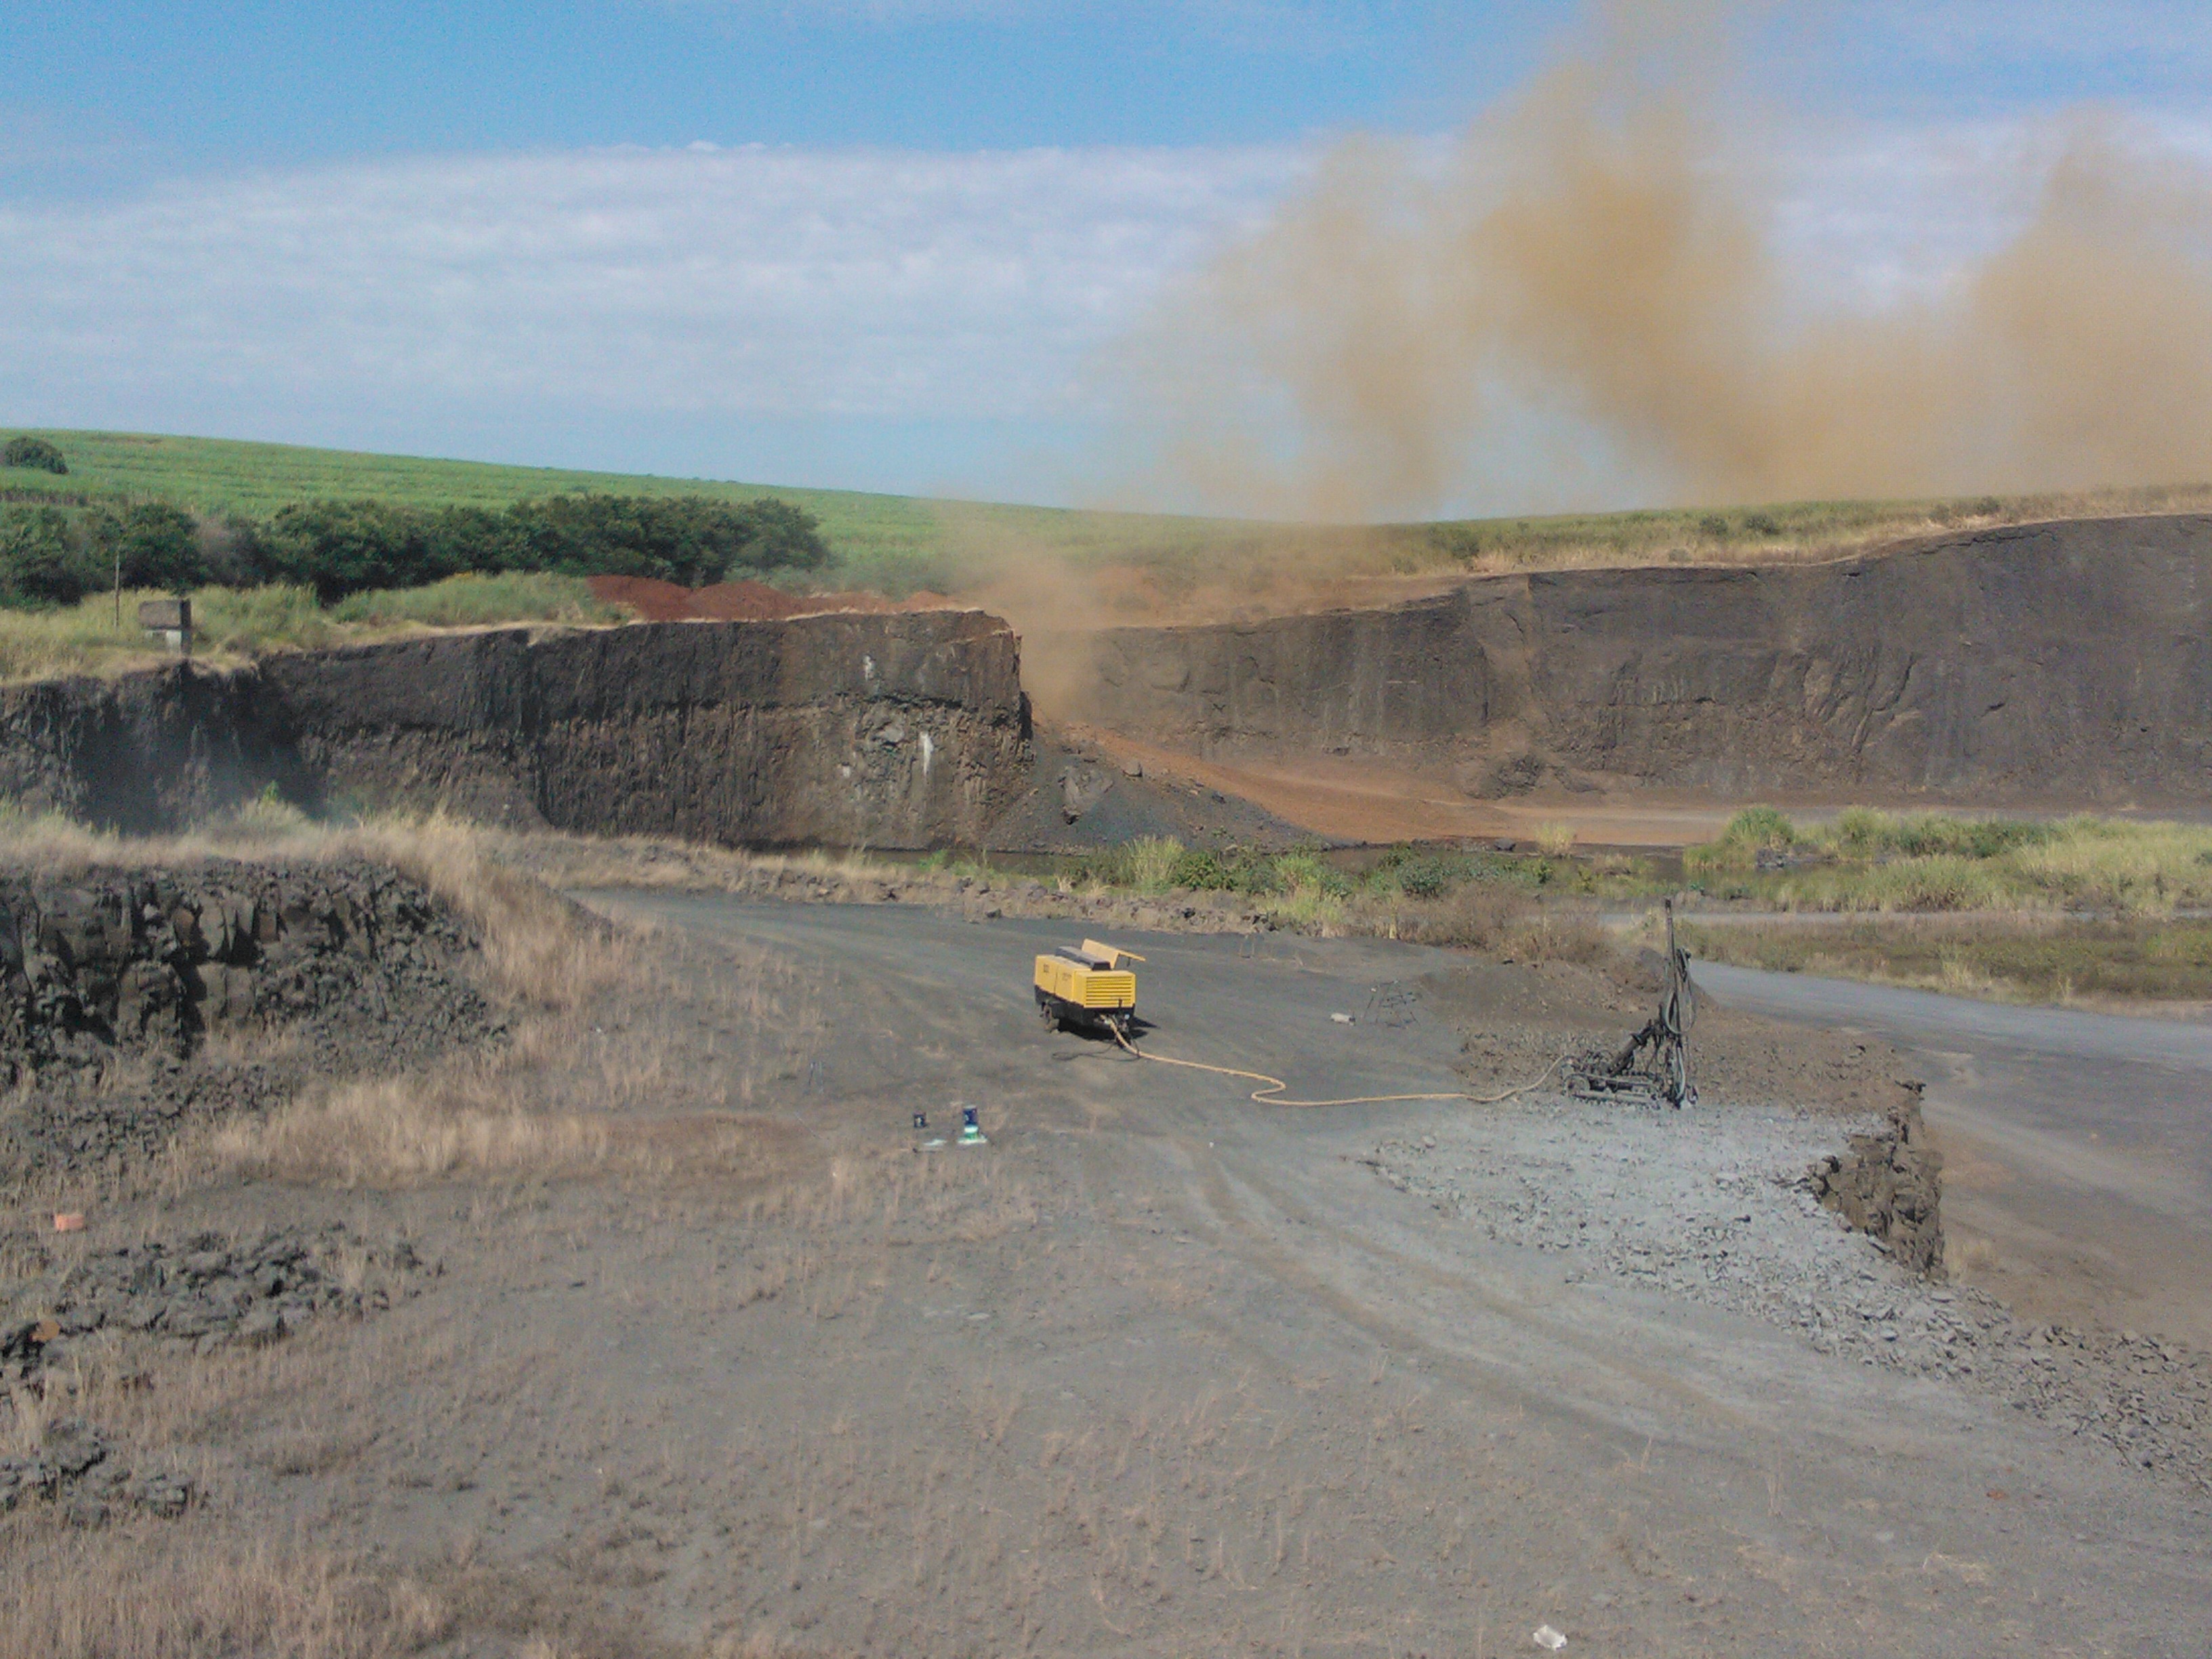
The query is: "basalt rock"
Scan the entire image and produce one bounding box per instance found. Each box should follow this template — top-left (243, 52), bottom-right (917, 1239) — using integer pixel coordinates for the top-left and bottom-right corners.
top-left (1090, 516), bottom-right (2212, 805)
top-left (1807, 1085), bottom-right (1945, 1276)
top-left (0, 1417), bottom-right (194, 1522)
top-left (0, 859), bottom-right (491, 1181)
top-left (3, 1222), bottom-right (431, 1382)
top-left (0, 612), bottom-right (1031, 848)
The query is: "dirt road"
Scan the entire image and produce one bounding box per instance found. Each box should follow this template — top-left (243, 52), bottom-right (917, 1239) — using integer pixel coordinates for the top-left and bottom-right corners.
top-left (1696, 962), bottom-right (2212, 1353)
top-left (567, 894), bottom-right (2210, 1655)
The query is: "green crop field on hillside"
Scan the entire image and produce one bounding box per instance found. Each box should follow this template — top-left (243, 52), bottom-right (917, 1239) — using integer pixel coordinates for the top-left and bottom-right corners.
top-left (0, 428), bottom-right (1273, 585)
top-left (5, 426), bottom-right (2207, 593)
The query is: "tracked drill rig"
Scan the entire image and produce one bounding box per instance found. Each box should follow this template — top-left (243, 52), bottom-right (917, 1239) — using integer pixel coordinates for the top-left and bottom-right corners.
top-left (1569, 898), bottom-right (1696, 1107)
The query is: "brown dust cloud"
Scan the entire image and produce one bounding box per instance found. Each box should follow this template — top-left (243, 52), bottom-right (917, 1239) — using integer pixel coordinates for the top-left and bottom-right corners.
top-left (1096, 3), bottom-right (2212, 523)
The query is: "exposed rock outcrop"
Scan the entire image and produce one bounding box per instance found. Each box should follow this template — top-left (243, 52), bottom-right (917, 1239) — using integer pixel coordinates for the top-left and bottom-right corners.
top-left (0, 860), bottom-right (491, 1181)
top-left (1807, 1086), bottom-right (1946, 1276)
top-left (3, 1222), bottom-right (430, 1381)
top-left (1090, 516), bottom-right (2212, 804)
top-left (0, 611), bottom-right (1032, 847)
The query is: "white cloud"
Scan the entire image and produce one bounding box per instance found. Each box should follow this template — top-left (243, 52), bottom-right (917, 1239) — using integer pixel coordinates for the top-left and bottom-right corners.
top-left (0, 142), bottom-right (1307, 436)
top-left (4, 108), bottom-right (2203, 494)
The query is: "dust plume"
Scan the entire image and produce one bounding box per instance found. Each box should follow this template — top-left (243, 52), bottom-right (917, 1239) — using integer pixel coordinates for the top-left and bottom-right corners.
top-left (1104, 5), bottom-right (2212, 520)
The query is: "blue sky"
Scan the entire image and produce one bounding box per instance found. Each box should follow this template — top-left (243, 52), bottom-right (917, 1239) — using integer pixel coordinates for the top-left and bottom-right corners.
top-left (7, 3), bottom-right (1547, 165)
top-left (3, 3), bottom-right (2209, 510)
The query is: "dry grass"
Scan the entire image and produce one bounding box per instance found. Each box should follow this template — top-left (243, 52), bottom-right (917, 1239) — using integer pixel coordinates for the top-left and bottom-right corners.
top-left (0, 1533), bottom-right (442, 1659)
top-left (0, 807), bottom-right (840, 1187)
top-left (1532, 821), bottom-right (1577, 857)
top-left (0, 806), bottom-right (624, 1011)
top-left (1339, 882), bottom-right (1611, 966)
top-left (343, 816), bottom-right (631, 1012)
top-left (493, 829), bottom-right (903, 903)
top-left (1410, 483), bottom-right (2212, 581)
top-left (0, 578), bottom-right (628, 687)
top-left (186, 903), bottom-right (828, 1187)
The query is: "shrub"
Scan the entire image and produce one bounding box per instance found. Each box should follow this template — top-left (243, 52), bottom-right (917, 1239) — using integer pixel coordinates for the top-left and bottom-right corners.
top-left (1, 435), bottom-right (66, 474)
top-left (1834, 804), bottom-right (1891, 854)
top-left (1124, 835), bottom-right (1183, 893)
top-left (1533, 821), bottom-right (1576, 857)
top-left (1393, 854), bottom-right (1455, 899)
top-left (0, 506), bottom-right (90, 606)
top-left (1724, 805), bottom-right (1797, 848)
top-left (1168, 847), bottom-right (1237, 890)
top-left (1742, 510), bottom-right (1782, 536)
top-left (1235, 857), bottom-right (1284, 897)
top-left (1274, 849), bottom-right (1350, 899)
top-left (1685, 805), bottom-right (1798, 875)
top-left (260, 499), bottom-right (459, 598)
top-left (735, 496), bottom-right (834, 571)
top-left (1697, 512), bottom-right (1729, 539)
top-left (1830, 807), bottom-right (2051, 861)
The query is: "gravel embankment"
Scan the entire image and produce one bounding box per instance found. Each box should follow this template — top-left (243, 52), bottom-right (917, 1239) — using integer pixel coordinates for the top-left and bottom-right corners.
top-left (1370, 1099), bottom-right (2211, 1488)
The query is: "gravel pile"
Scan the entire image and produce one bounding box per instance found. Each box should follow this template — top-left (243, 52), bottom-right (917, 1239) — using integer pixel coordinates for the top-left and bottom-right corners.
top-left (1370, 1097), bottom-right (2211, 1489)
top-left (2, 1223), bottom-right (434, 1382)
top-left (0, 1417), bottom-right (192, 1523)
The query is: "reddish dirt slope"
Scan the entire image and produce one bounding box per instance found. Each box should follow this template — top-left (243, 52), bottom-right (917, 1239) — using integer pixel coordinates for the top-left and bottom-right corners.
top-left (587, 576), bottom-right (957, 621)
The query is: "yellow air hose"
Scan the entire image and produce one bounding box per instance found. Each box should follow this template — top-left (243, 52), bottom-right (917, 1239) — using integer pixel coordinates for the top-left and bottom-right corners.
top-left (1109, 1023), bottom-right (1567, 1108)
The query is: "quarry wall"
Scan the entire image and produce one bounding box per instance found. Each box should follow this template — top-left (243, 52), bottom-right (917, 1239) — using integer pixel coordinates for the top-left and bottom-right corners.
top-left (1090, 516), bottom-right (2212, 804)
top-left (0, 612), bottom-right (1031, 847)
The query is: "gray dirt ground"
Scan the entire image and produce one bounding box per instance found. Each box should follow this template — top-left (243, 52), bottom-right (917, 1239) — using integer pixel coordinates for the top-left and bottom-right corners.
top-left (7, 896), bottom-right (2211, 1657)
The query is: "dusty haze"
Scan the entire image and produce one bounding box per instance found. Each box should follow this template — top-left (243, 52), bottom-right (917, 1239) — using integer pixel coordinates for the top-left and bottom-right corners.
top-left (1099, 4), bottom-right (2212, 521)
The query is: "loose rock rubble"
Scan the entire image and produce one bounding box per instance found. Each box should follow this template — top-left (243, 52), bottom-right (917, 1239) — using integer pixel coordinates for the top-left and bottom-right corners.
top-left (0, 1417), bottom-right (193, 1523)
top-left (1369, 1096), bottom-right (2211, 1490)
top-left (1804, 1086), bottom-right (1944, 1274)
top-left (0, 859), bottom-right (495, 1179)
top-left (2, 1223), bottom-right (434, 1382)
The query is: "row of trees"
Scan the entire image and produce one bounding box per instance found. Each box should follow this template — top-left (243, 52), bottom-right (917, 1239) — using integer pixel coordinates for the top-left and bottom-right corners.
top-left (0, 493), bottom-right (830, 609)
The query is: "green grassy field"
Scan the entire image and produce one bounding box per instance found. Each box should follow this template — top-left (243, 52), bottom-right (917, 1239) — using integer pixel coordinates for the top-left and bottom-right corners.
top-left (1683, 807), bottom-right (2212, 915)
top-left (0, 428), bottom-right (1353, 595)
top-left (10, 427), bottom-right (2205, 596)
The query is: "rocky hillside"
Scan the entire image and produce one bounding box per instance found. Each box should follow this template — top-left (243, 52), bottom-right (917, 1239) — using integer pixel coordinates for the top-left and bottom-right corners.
top-left (0, 610), bottom-right (1031, 847)
top-left (1090, 516), bottom-right (2212, 804)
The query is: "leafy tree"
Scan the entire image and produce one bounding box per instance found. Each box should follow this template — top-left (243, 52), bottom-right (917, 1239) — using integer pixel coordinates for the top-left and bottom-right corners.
top-left (731, 497), bottom-right (830, 574)
top-left (261, 499), bottom-right (454, 600)
top-left (97, 503), bottom-right (207, 592)
top-left (0, 506), bottom-right (89, 605)
top-left (0, 489), bottom-right (840, 607)
top-left (1, 436), bottom-right (67, 475)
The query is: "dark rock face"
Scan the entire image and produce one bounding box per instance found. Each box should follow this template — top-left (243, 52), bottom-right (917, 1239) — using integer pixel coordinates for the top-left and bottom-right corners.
top-left (1091, 516), bottom-right (2212, 803)
top-left (1807, 1088), bottom-right (1945, 1276)
top-left (0, 859), bottom-right (492, 1181)
top-left (0, 612), bottom-right (1032, 846)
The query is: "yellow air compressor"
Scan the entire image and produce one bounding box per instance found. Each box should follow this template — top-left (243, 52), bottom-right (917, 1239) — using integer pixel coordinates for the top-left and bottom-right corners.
top-left (1033, 939), bottom-right (1145, 1033)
